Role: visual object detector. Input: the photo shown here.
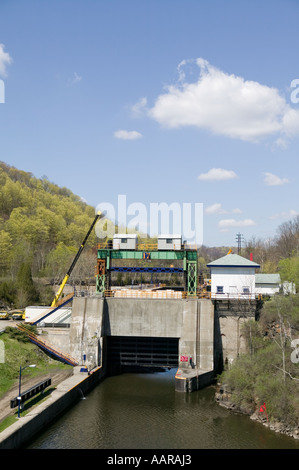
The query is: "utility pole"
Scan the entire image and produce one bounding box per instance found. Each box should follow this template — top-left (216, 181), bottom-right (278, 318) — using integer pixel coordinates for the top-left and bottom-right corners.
top-left (236, 232), bottom-right (244, 255)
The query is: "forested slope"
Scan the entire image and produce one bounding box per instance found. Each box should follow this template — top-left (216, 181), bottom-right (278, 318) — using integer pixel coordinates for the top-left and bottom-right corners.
top-left (0, 162), bottom-right (98, 307)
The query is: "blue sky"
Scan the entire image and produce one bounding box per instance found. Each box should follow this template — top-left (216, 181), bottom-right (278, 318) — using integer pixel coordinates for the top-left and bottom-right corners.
top-left (0, 0), bottom-right (299, 247)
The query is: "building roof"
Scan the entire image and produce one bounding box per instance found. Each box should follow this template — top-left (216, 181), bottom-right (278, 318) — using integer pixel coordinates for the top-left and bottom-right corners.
top-left (113, 234), bottom-right (138, 239)
top-left (207, 253), bottom-right (260, 268)
top-left (158, 234), bottom-right (182, 239)
top-left (255, 273), bottom-right (281, 285)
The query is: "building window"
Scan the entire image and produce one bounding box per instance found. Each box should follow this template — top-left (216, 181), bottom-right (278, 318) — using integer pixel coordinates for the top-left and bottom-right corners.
top-left (121, 238), bottom-right (127, 244)
top-left (242, 287), bottom-right (250, 294)
top-left (166, 238), bottom-right (173, 244)
top-left (216, 286), bottom-right (224, 294)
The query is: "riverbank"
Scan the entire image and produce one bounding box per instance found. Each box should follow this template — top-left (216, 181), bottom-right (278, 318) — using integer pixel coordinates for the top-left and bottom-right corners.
top-left (0, 365), bottom-right (104, 449)
top-left (0, 368), bottom-right (73, 424)
top-left (215, 383), bottom-right (299, 441)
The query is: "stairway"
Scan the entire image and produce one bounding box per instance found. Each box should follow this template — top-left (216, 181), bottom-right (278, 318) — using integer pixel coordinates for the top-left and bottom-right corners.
top-left (16, 323), bottom-right (78, 366)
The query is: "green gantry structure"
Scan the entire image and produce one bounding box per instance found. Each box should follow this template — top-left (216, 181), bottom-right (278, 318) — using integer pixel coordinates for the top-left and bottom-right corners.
top-left (96, 245), bottom-right (198, 297)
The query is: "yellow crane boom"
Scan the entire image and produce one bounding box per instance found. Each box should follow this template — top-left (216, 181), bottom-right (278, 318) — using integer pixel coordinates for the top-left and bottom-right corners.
top-left (51, 211), bottom-right (105, 307)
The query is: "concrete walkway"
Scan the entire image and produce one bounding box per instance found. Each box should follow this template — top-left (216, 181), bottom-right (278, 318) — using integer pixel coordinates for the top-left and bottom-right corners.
top-left (0, 366), bottom-right (104, 449)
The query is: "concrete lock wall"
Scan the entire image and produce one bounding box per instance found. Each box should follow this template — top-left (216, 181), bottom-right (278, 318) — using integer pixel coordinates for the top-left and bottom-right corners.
top-left (103, 298), bottom-right (184, 338)
top-left (218, 315), bottom-right (251, 366)
top-left (38, 328), bottom-right (70, 356)
top-left (69, 297), bottom-right (215, 375)
top-left (69, 297), bottom-right (105, 368)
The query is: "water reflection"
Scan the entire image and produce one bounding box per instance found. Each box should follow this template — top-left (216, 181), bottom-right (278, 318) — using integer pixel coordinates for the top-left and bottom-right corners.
top-left (26, 369), bottom-right (299, 449)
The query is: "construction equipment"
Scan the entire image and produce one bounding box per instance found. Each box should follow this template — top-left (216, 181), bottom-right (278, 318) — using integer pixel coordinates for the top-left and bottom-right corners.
top-left (51, 210), bottom-right (105, 307)
top-left (0, 311), bottom-right (9, 320)
top-left (11, 310), bottom-right (25, 320)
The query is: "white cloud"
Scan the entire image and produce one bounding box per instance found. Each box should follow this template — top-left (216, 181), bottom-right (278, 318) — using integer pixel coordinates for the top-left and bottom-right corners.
top-left (218, 218), bottom-right (256, 228)
top-left (206, 203), bottom-right (225, 214)
top-left (147, 58), bottom-right (299, 143)
top-left (67, 72), bottom-right (82, 86)
top-left (114, 129), bottom-right (143, 140)
top-left (131, 97), bottom-right (148, 117)
top-left (273, 137), bottom-right (288, 149)
top-left (269, 209), bottom-right (298, 220)
top-left (205, 203), bottom-right (243, 216)
top-left (263, 172), bottom-right (289, 186)
top-left (0, 44), bottom-right (12, 77)
top-left (232, 208), bottom-right (242, 214)
top-left (205, 203), bottom-right (227, 214)
top-left (198, 168), bottom-right (237, 181)
top-left (72, 72), bottom-right (82, 83)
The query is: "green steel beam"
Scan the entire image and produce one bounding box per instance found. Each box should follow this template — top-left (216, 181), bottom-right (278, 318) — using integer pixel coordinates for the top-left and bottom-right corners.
top-left (97, 249), bottom-right (197, 261)
top-left (187, 261), bottom-right (197, 296)
top-left (96, 274), bottom-right (106, 293)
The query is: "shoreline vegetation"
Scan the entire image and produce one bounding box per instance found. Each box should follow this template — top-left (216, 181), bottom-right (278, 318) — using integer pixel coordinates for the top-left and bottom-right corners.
top-left (216, 294), bottom-right (299, 440)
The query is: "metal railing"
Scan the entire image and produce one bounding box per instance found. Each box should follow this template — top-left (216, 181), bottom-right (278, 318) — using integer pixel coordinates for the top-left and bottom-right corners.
top-left (97, 241), bottom-right (198, 251)
top-left (16, 323), bottom-right (78, 366)
top-left (210, 293), bottom-right (257, 300)
top-left (102, 289), bottom-right (211, 299)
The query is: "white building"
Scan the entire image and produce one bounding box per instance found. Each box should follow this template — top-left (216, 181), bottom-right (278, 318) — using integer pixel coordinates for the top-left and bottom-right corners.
top-left (113, 234), bottom-right (138, 250)
top-left (254, 273), bottom-right (281, 297)
top-left (158, 234), bottom-right (182, 251)
top-left (207, 253), bottom-right (260, 299)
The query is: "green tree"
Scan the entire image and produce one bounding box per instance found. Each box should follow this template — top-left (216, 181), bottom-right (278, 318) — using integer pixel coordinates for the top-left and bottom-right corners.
top-left (278, 256), bottom-right (299, 291)
top-left (0, 280), bottom-right (16, 307)
top-left (0, 230), bottom-right (13, 274)
top-left (220, 295), bottom-right (299, 425)
top-left (16, 262), bottom-right (39, 307)
top-left (45, 242), bottom-right (77, 285)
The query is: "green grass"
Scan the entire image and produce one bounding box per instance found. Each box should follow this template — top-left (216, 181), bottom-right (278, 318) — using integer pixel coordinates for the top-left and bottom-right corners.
top-left (0, 328), bottom-right (72, 398)
top-left (0, 327), bottom-right (73, 432)
top-left (0, 387), bottom-right (57, 432)
top-left (0, 415), bottom-right (16, 432)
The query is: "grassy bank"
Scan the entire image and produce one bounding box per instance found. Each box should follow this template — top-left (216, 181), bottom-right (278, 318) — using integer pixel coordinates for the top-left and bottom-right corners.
top-left (0, 326), bottom-right (72, 398)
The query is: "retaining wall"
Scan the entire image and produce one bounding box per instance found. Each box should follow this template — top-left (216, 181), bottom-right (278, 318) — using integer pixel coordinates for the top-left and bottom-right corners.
top-left (0, 366), bottom-right (104, 449)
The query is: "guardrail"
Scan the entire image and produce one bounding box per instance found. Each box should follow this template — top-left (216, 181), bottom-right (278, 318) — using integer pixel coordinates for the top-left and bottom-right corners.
top-left (10, 378), bottom-right (52, 409)
top-left (97, 242), bottom-right (198, 251)
top-left (102, 289), bottom-right (211, 299)
top-left (16, 324), bottom-right (78, 366)
top-left (210, 293), bottom-right (257, 300)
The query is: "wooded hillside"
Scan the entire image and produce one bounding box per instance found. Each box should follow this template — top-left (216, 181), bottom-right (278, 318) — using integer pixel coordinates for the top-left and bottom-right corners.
top-left (0, 162), bottom-right (98, 307)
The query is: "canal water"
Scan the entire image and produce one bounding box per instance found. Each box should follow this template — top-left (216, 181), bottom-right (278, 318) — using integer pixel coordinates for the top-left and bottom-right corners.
top-left (26, 369), bottom-right (299, 450)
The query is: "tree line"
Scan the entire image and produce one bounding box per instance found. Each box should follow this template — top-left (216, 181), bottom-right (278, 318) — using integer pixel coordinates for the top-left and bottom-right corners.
top-left (219, 294), bottom-right (299, 429)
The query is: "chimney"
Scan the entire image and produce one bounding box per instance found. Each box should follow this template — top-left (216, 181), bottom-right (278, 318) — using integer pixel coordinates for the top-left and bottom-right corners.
top-left (250, 253), bottom-right (253, 261)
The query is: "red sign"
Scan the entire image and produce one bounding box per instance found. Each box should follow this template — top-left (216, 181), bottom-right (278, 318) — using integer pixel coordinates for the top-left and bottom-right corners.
top-left (180, 355), bottom-right (188, 362)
